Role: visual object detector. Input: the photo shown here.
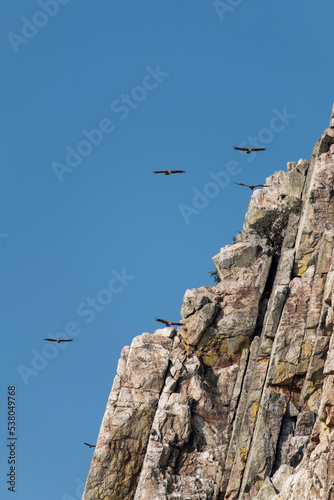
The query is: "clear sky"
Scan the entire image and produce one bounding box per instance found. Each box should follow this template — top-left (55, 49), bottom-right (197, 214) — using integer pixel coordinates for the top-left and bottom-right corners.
top-left (1, 1), bottom-right (334, 499)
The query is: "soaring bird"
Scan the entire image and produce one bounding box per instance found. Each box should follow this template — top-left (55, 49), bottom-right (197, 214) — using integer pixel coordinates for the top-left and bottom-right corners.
top-left (234, 182), bottom-right (270, 191)
top-left (84, 443), bottom-right (96, 448)
top-left (156, 318), bottom-right (182, 327)
top-left (44, 338), bottom-right (73, 343)
top-left (153, 170), bottom-right (185, 175)
top-left (234, 147), bottom-right (266, 154)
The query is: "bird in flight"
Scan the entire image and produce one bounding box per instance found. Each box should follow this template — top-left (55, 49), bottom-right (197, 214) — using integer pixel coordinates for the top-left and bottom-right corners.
top-left (84, 442), bottom-right (96, 448)
top-left (234, 147), bottom-right (266, 154)
top-left (44, 338), bottom-right (73, 343)
top-left (153, 170), bottom-right (185, 175)
top-left (234, 182), bottom-right (270, 191)
top-left (156, 318), bottom-right (183, 327)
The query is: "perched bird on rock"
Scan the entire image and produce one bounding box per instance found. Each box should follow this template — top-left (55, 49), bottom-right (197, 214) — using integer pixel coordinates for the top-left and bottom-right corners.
top-left (156, 318), bottom-right (182, 327)
top-left (234, 147), bottom-right (266, 154)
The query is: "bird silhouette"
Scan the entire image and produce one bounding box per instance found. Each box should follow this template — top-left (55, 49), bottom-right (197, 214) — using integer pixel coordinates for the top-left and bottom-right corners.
top-left (234, 182), bottom-right (270, 191)
top-left (153, 170), bottom-right (185, 175)
top-left (156, 318), bottom-right (182, 327)
top-left (84, 442), bottom-right (96, 448)
top-left (234, 147), bottom-right (266, 154)
top-left (44, 338), bottom-right (73, 343)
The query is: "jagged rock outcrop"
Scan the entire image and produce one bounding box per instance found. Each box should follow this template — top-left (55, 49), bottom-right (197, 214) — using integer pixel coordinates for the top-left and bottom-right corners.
top-left (83, 103), bottom-right (334, 500)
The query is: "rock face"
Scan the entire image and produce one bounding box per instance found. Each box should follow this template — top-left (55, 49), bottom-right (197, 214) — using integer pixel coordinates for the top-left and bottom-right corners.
top-left (82, 104), bottom-right (334, 500)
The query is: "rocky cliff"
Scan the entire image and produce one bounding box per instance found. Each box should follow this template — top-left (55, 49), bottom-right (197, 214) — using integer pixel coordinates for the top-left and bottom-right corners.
top-left (82, 104), bottom-right (334, 500)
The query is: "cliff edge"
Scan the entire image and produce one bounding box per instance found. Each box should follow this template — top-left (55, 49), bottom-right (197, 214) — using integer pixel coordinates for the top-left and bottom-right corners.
top-left (83, 104), bottom-right (334, 500)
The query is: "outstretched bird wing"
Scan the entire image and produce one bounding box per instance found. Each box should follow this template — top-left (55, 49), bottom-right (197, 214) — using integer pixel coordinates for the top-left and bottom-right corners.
top-left (234, 147), bottom-right (266, 153)
top-left (84, 442), bottom-right (96, 448)
top-left (156, 318), bottom-right (182, 326)
top-left (234, 182), bottom-right (269, 190)
top-left (153, 170), bottom-right (185, 174)
top-left (156, 318), bottom-right (169, 325)
top-left (44, 338), bottom-right (73, 342)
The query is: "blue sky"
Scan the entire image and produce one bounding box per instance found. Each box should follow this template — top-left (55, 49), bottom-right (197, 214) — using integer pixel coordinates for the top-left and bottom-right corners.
top-left (1, 1), bottom-right (334, 499)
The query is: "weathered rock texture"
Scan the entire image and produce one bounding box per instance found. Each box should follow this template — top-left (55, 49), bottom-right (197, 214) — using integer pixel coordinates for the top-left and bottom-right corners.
top-left (83, 104), bottom-right (334, 499)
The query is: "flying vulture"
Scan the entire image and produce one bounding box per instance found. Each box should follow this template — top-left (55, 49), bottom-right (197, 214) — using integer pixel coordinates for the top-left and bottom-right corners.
top-left (234, 182), bottom-right (271, 191)
top-left (44, 338), bottom-right (73, 343)
top-left (234, 147), bottom-right (266, 154)
top-left (156, 318), bottom-right (182, 327)
top-left (153, 170), bottom-right (185, 175)
top-left (84, 442), bottom-right (96, 448)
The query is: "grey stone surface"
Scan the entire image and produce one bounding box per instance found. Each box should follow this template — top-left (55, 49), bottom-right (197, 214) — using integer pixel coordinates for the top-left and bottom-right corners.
top-left (272, 464), bottom-right (294, 491)
top-left (330, 102), bottom-right (334, 128)
top-left (182, 302), bottom-right (218, 346)
top-left (253, 477), bottom-right (277, 499)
